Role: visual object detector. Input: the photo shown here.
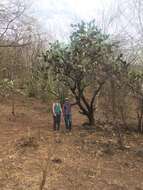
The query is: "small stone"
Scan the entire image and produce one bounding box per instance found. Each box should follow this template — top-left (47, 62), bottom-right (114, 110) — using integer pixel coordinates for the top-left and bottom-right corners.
top-left (51, 158), bottom-right (62, 164)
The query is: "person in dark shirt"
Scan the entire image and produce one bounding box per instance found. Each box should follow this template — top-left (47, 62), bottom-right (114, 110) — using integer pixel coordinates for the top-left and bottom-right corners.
top-left (62, 98), bottom-right (72, 131)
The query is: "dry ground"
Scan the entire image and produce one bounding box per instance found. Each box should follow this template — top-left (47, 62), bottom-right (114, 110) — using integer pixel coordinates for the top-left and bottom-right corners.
top-left (0, 97), bottom-right (142, 190)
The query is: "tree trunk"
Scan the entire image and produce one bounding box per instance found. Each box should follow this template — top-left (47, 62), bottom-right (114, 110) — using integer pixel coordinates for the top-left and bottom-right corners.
top-left (87, 111), bottom-right (95, 126)
top-left (116, 124), bottom-right (124, 149)
top-left (11, 93), bottom-right (15, 116)
top-left (119, 106), bottom-right (128, 129)
top-left (138, 114), bottom-right (143, 133)
top-left (137, 98), bottom-right (143, 133)
top-left (110, 80), bottom-right (124, 147)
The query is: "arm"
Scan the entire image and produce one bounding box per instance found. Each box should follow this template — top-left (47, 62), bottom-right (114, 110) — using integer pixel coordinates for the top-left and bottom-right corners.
top-left (70, 101), bottom-right (78, 106)
top-left (59, 104), bottom-right (63, 115)
top-left (62, 104), bottom-right (65, 116)
top-left (52, 103), bottom-right (56, 116)
top-left (71, 101), bottom-right (78, 107)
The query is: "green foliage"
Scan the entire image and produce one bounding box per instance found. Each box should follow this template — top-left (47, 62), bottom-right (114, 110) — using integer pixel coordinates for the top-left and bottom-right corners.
top-left (128, 70), bottom-right (143, 96)
top-left (27, 78), bottom-right (38, 98)
top-left (0, 79), bottom-right (15, 97)
top-left (45, 21), bottom-right (114, 89)
top-left (26, 61), bottom-right (68, 102)
top-left (44, 20), bottom-right (120, 124)
top-left (129, 70), bottom-right (143, 83)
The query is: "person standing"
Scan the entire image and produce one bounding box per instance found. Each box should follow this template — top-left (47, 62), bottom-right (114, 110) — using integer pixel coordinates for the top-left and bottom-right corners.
top-left (63, 98), bottom-right (72, 131)
top-left (52, 100), bottom-right (62, 131)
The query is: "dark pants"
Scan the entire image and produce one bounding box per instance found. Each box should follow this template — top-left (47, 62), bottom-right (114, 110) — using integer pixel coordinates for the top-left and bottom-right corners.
top-left (64, 114), bottom-right (72, 131)
top-left (53, 114), bottom-right (61, 130)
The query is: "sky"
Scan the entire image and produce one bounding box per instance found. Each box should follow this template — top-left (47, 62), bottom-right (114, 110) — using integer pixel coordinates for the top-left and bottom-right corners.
top-left (29, 0), bottom-right (143, 47)
top-left (31, 0), bottom-right (115, 40)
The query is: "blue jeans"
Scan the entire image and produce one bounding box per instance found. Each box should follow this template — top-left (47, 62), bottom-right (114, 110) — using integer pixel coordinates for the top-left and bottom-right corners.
top-left (64, 114), bottom-right (72, 131)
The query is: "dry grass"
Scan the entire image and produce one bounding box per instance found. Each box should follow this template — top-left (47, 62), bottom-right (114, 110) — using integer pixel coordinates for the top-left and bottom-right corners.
top-left (0, 97), bottom-right (142, 190)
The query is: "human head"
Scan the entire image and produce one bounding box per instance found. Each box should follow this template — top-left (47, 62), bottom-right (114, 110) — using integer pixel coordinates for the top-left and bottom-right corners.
top-left (55, 97), bottom-right (60, 103)
top-left (65, 98), bottom-right (69, 102)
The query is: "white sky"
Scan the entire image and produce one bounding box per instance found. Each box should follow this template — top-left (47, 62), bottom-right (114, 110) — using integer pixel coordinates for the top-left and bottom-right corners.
top-left (30, 0), bottom-right (143, 45)
top-left (31, 0), bottom-right (114, 40)
top-left (34, 0), bottom-right (111, 19)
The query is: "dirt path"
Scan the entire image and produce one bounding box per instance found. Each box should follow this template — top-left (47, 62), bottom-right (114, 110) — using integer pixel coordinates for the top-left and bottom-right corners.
top-left (0, 98), bottom-right (142, 190)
